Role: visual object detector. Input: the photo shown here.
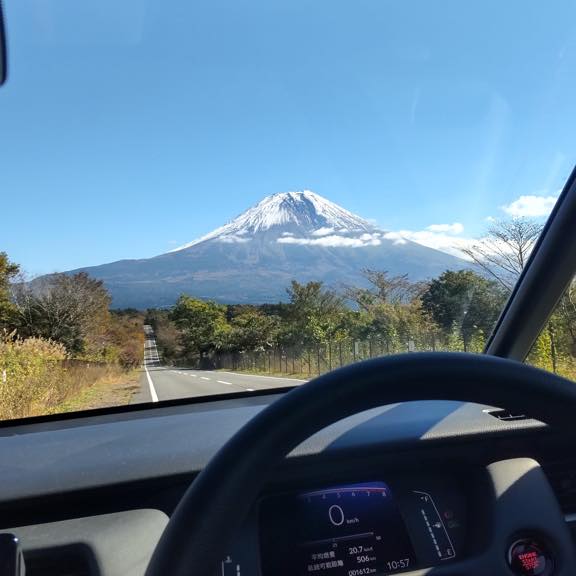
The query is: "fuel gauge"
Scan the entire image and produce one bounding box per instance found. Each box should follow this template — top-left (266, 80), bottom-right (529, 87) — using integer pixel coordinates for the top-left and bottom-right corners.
top-left (411, 491), bottom-right (456, 561)
top-left (219, 555), bottom-right (242, 576)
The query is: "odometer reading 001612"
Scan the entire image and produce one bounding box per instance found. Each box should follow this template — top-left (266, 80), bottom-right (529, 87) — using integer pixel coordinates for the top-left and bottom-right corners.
top-left (259, 482), bottom-right (417, 576)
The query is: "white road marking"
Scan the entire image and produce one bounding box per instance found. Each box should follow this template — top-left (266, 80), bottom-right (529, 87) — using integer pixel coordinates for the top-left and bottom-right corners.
top-left (218, 371), bottom-right (307, 382)
top-left (142, 329), bottom-right (160, 402)
top-left (217, 380), bottom-right (233, 386)
top-left (144, 366), bottom-right (159, 402)
top-left (190, 374), bottom-right (197, 378)
top-left (200, 376), bottom-right (210, 381)
top-left (246, 388), bottom-right (254, 391)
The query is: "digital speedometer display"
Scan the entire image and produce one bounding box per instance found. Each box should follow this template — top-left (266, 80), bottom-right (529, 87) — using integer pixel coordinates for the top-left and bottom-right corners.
top-left (259, 482), bottom-right (417, 576)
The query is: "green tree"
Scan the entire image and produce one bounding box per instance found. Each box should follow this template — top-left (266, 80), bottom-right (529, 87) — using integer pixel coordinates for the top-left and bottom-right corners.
top-left (345, 270), bottom-right (434, 353)
top-left (346, 270), bottom-right (422, 310)
top-left (226, 308), bottom-right (280, 352)
top-left (0, 252), bottom-right (20, 329)
top-left (171, 295), bottom-right (229, 361)
top-left (527, 330), bottom-right (554, 372)
top-left (550, 284), bottom-right (576, 358)
top-left (283, 281), bottom-right (348, 347)
top-left (422, 270), bottom-right (505, 351)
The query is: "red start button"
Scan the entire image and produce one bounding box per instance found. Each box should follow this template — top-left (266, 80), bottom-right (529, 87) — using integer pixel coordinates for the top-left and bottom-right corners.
top-left (508, 539), bottom-right (554, 576)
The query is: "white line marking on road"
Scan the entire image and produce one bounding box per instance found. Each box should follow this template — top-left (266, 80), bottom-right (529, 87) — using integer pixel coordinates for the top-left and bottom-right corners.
top-left (218, 371), bottom-right (307, 382)
top-left (190, 374), bottom-right (197, 377)
top-left (200, 376), bottom-right (210, 380)
top-left (143, 338), bottom-right (160, 402)
top-left (217, 380), bottom-right (232, 386)
top-left (144, 365), bottom-right (159, 403)
top-left (246, 388), bottom-right (254, 391)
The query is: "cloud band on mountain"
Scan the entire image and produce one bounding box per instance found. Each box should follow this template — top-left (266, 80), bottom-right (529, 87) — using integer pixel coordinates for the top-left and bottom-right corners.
top-left (277, 232), bottom-right (382, 248)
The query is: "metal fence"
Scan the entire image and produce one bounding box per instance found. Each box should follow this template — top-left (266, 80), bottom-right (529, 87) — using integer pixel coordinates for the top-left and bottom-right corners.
top-left (214, 338), bottom-right (445, 377)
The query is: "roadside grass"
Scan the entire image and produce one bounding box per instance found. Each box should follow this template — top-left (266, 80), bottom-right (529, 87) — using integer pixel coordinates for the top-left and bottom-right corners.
top-left (48, 368), bottom-right (141, 415)
top-left (0, 333), bottom-right (145, 420)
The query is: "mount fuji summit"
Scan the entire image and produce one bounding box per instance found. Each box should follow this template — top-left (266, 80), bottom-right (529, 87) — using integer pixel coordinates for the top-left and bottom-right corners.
top-left (66, 191), bottom-right (466, 308)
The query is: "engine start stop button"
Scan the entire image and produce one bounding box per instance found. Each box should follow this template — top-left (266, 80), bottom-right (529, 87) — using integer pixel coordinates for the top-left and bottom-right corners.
top-left (508, 538), bottom-right (554, 576)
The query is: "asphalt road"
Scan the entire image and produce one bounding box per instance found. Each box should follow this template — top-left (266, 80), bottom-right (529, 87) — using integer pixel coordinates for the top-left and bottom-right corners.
top-left (134, 325), bottom-right (306, 403)
top-left (134, 366), bottom-right (306, 403)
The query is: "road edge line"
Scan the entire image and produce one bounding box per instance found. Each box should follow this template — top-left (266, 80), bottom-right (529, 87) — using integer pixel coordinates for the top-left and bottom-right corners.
top-left (144, 364), bottom-right (159, 402)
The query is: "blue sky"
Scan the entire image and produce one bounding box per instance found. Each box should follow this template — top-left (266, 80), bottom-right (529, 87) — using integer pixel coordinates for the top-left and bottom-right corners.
top-left (1, 0), bottom-right (575, 275)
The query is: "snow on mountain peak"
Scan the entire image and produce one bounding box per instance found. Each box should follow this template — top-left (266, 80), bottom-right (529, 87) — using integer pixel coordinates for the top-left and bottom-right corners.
top-left (238, 190), bottom-right (373, 232)
top-left (171, 190), bottom-right (376, 251)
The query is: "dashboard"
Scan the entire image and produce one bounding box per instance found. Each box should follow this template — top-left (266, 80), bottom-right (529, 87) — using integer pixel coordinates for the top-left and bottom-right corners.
top-left (0, 393), bottom-right (574, 576)
top-left (217, 473), bottom-right (467, 576)
top-left (257, 475), bottom-right (465, 576)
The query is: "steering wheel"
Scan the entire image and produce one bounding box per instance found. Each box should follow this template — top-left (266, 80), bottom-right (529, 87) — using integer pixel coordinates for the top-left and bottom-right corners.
top-left (145, 352), bottom-right (576, 576)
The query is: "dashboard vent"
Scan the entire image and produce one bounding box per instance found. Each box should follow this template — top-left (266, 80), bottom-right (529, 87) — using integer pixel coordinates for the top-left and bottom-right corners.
top-left (542, 458), bottom-right (576, 514)
top-left (485, 409), bottom-right (528, 422)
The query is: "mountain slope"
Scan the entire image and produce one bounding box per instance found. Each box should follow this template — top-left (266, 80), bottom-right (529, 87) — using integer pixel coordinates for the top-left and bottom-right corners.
top-left (64, 191), bottom-right (467, 308)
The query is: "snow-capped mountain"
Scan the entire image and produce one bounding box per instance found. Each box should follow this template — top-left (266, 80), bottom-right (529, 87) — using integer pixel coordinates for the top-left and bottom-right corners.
top-left (171, 190), bottom-right (376, 251)
top-left (58, 191), bottom-right (467, 308)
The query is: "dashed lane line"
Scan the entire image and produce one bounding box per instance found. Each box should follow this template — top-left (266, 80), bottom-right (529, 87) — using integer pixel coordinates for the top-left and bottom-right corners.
top-left (216, 379), bottom-right (254, 392)
top-left (217, 371), bottom-right (307, 382)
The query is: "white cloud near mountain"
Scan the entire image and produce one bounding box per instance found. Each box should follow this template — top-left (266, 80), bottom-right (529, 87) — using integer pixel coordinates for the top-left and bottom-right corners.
top-left (385, 190), bottom-right (556, 258)
top-left (216, 192), bottom-right (555, 259)
top-left (311, 227), bottom-right (335, 236)
top-left (384, 228), bottom-right (474, 259)
top-left (500, 194), bottom-right (558, 217)
top-left (384, 190), bottom-right (556, 259)
top-left (278, 233), bottom-right (382, 248)
top-left (216, 234), bottom-right (250, 244)
top-left (426, 222), bottom-right (464, 234)
top-left (380, 192), bottom-right (556, 258)
top-left (276, 221), bottom-right (473, 257)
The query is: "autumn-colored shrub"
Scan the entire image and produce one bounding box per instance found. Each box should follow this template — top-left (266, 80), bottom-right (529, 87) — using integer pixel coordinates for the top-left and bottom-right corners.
top-left (0, 334), bottom-right (126, 420)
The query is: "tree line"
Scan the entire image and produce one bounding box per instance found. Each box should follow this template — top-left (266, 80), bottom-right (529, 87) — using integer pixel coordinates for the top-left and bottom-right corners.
top-left (1, 216), bottom-right (575, 382)
top-left (147, 218), bottom-right (576, 378)
top-left (148, 269), bottom-right (506, 366)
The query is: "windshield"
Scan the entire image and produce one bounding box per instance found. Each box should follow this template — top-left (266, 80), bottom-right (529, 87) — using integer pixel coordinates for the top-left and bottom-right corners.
top-left (1, 0), bottom-right (575, 420)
